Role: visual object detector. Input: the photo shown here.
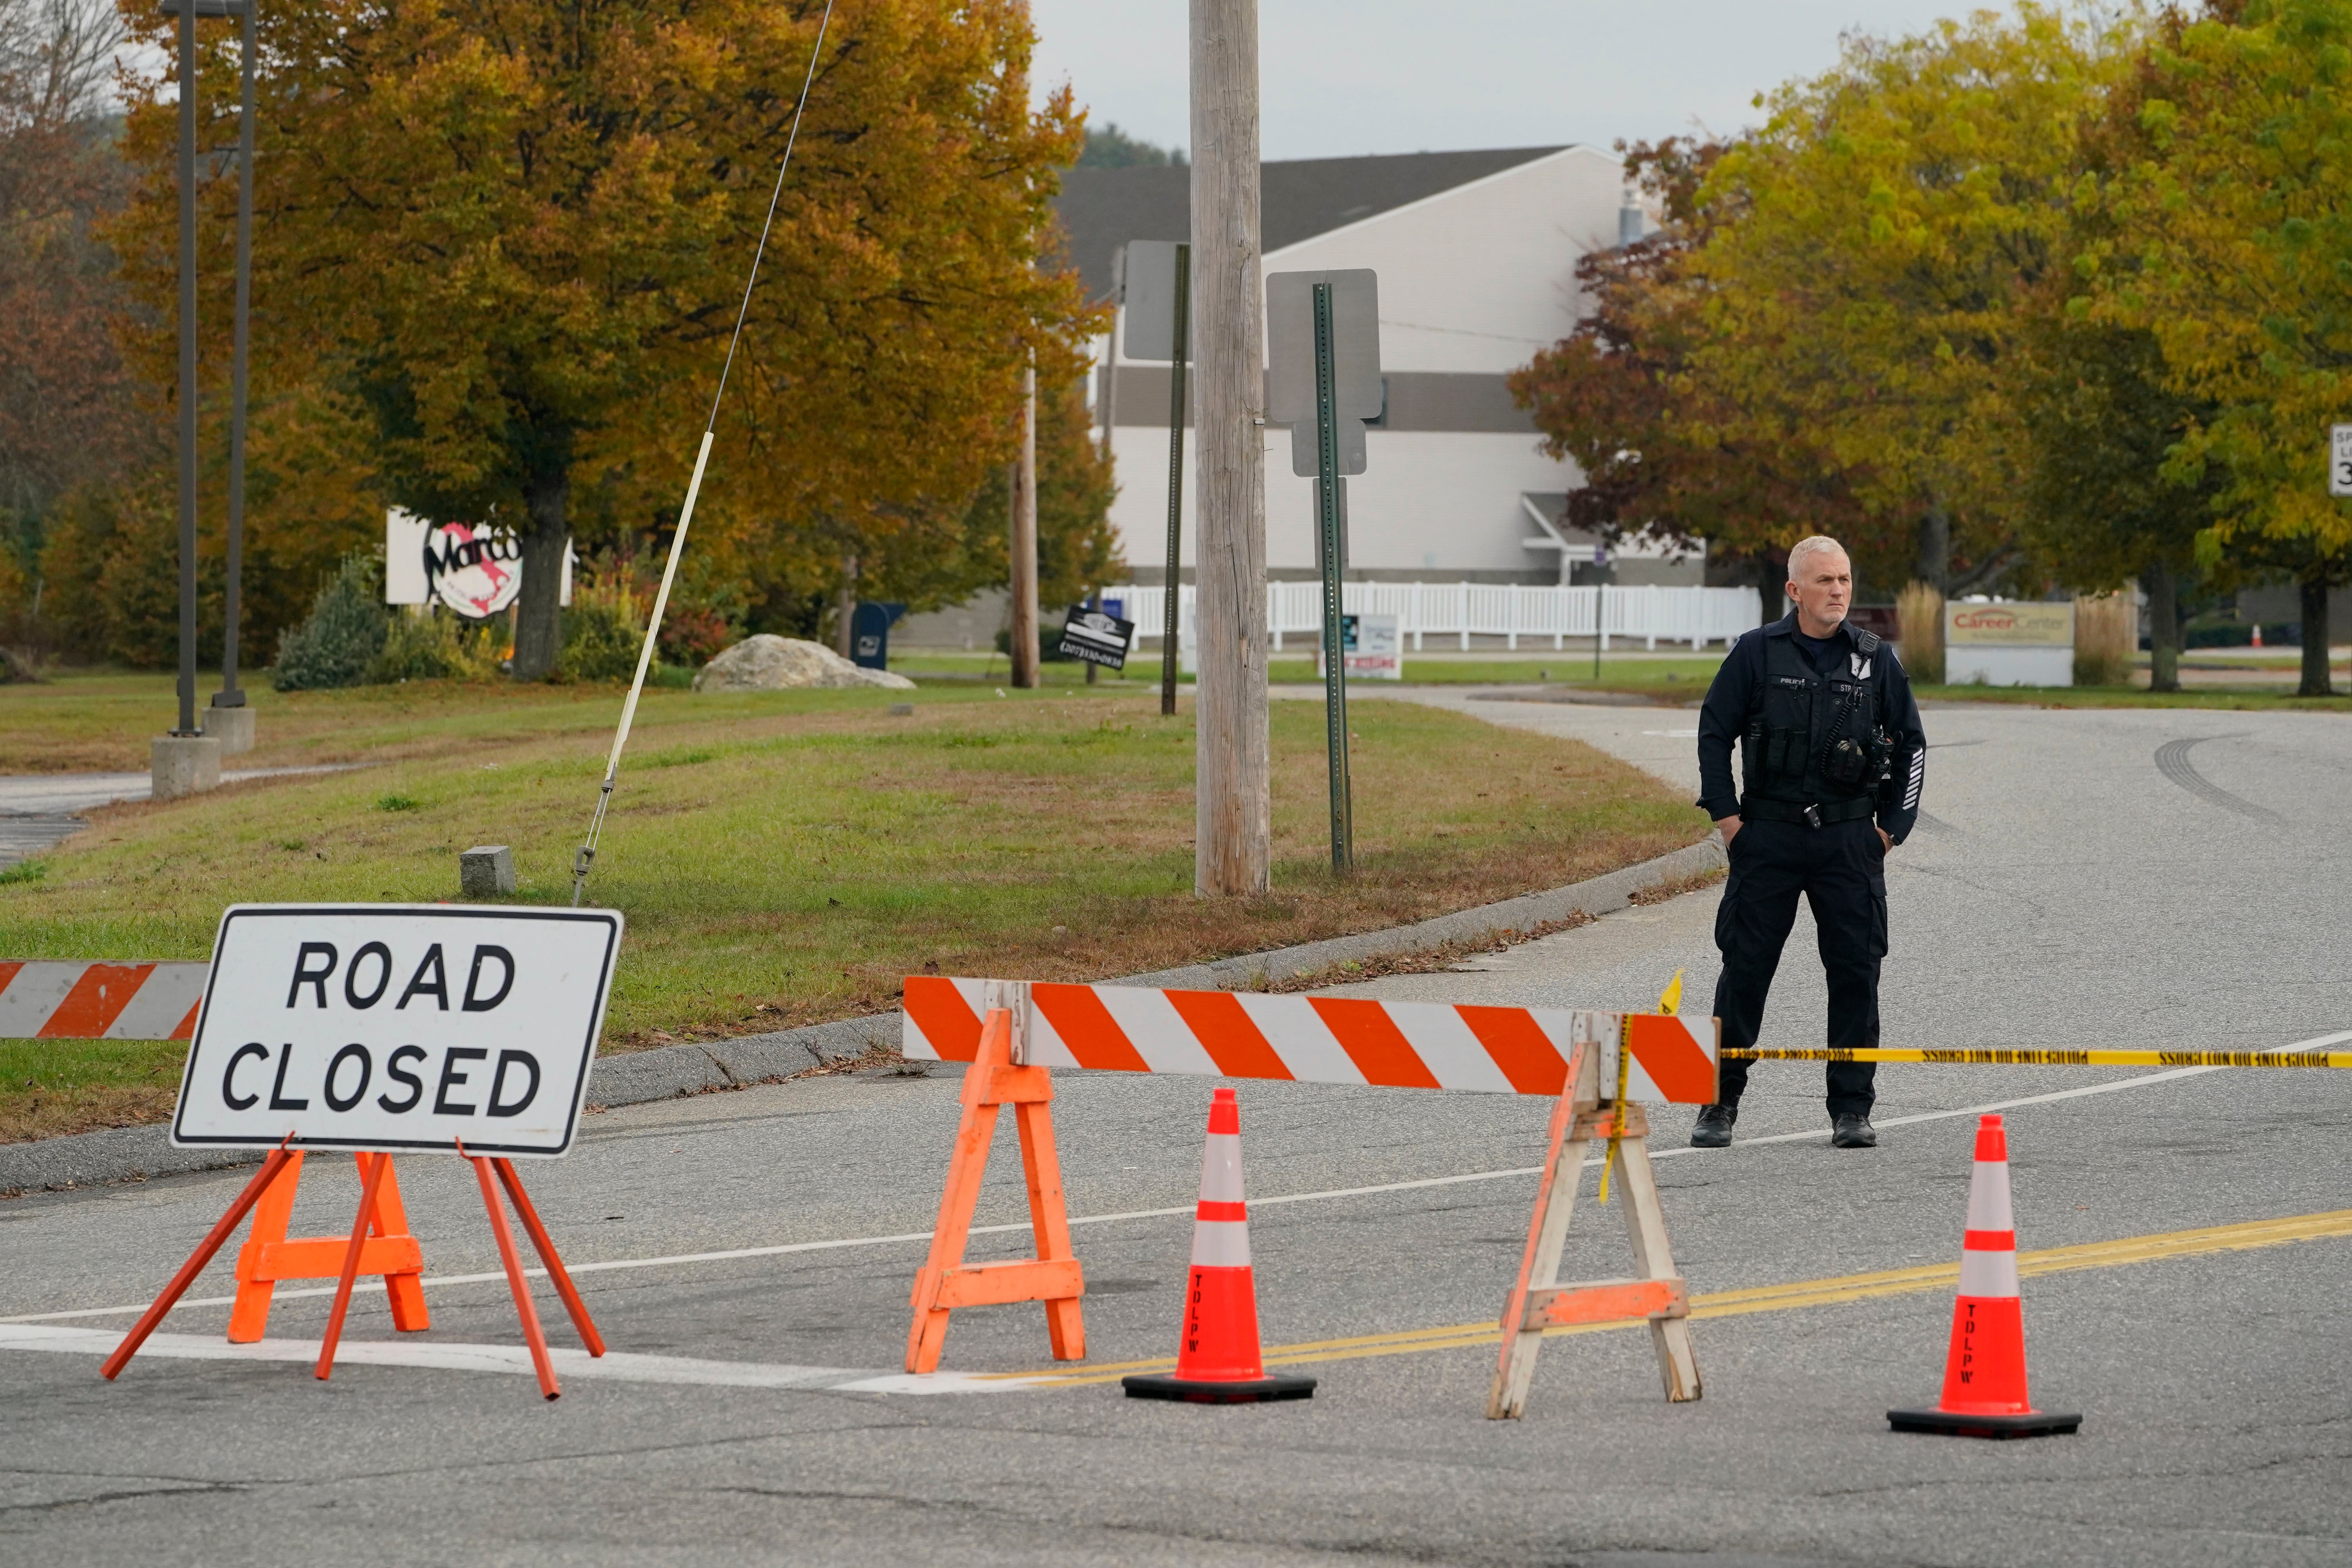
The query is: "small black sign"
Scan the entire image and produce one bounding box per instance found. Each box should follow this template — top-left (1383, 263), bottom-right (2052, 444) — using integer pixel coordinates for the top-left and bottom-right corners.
top-left (1056, 604), bottom-right (1134, 671)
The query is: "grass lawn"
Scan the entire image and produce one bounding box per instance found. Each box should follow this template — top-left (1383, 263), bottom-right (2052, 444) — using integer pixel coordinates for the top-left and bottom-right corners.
top-left (1, 671), bottom-right (1706, 1143)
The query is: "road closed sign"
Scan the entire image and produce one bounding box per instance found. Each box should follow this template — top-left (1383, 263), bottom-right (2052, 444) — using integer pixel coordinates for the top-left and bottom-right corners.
top-left (171, 906), bottom-right (622, 1158)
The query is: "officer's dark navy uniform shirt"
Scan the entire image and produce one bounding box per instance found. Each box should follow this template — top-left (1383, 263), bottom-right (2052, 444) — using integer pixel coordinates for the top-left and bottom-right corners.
top-left (1696, 613), bottom-right (1927, 843)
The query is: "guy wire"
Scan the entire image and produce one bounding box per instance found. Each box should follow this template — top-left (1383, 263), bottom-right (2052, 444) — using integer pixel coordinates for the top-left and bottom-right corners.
top-left (571, 0), bottom-right (838, 908)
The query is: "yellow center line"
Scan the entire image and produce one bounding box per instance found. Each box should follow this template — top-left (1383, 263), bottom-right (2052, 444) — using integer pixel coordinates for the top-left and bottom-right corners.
top-left (989, 1208), bottom-right (2352, 1389)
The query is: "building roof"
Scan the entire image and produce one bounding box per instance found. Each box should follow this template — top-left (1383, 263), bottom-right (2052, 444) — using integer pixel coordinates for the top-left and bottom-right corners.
top-left (1053, 146), bottom-right (1571, 301)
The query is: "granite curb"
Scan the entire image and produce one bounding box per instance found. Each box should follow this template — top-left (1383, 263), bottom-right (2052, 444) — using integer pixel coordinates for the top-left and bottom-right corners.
top-left (0, 834), bottom-right (1724, 1195)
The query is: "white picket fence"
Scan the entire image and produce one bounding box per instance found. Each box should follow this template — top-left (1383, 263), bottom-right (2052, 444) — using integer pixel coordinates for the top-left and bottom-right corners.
top-left (1100, 582), bottom-right (1761, 653)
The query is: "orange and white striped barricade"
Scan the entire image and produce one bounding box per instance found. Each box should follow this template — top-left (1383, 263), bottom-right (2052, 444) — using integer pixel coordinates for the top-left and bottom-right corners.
top-left (901, 976), bottom-right (1716, 1414)
top-left (104, 905), bottom-right (622, 1401)
top-left (0, 960), bottom-right (206, 1040)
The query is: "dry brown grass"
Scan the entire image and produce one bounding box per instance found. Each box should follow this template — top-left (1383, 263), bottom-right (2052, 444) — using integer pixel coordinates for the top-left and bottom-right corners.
top-left (2074, 591), bottom-right (2137, 686)
top-left (1895, 581), bottom-right (1945, 683)
top-left (0, 1038), bottom-right (185, 1145)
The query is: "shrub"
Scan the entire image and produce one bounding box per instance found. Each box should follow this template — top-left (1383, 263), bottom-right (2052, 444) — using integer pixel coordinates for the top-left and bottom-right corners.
top-left (557, 576), bottom-right (648, 683)
top-left (273, 550), bottom-right (388, 690)
top-left (1893, 580), bottom-right (1944, 685)
top-left (370, 606), bottom-right (499, 682)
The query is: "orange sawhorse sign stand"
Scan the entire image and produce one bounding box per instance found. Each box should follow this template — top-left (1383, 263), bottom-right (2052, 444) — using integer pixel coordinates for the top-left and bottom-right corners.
top-left (905, 1004), bottom-right (1086, 1374)
top-left (228, 1149), bottom-right (427, 1340)
top-left (101, 1137), bottom-right (606, 1400)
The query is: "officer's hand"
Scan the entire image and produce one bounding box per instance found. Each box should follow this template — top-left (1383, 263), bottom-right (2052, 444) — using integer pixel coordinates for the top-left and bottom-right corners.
top-left (1717, 815), bottom-right (1742, 847)
top-left (1877, 826), bottom-right (1893, 855)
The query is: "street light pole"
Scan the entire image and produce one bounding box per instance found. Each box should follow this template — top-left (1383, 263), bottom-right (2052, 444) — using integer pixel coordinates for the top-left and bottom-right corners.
top-left (217, 0), bottom-right (256, 717)
top-left (171, 0), bottom-right (200, 739)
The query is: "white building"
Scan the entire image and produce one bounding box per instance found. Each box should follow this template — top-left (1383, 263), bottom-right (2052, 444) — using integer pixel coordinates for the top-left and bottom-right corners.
top-left (1062, 145), bottom-right (1702, 589)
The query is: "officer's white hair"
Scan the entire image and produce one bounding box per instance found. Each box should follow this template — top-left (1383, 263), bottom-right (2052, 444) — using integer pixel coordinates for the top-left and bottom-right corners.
top-left (1785, 535), bottom-right (1849, 585)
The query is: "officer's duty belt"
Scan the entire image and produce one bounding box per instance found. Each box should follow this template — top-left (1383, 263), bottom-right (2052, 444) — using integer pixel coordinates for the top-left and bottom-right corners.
top-left (1741, 797), bottom-right (1876, 829)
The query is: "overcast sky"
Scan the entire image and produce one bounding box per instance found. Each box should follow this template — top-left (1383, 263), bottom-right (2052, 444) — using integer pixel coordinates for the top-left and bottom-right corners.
top-left (1032, 1), bottom-right (1971, 161)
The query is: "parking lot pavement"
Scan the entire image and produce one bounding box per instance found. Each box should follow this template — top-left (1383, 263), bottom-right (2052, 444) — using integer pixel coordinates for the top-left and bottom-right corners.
top-left (2, 702), bottom-right (2346, 1565)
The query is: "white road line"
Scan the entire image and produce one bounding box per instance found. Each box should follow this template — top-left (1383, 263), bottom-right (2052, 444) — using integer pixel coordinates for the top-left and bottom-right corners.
top-left (6, 1028), bottom-right (2345, 1328)
top-left (0, 1323), bottom-right (1046, 1395)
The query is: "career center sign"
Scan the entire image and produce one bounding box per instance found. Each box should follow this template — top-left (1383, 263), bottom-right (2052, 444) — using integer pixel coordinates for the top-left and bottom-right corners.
top-left (1945, 600), bottom-right (2075, 647)
top-left (384, 508), bottom-right (572, 618)
top-left (172, 906), bottom-right (622, 1158)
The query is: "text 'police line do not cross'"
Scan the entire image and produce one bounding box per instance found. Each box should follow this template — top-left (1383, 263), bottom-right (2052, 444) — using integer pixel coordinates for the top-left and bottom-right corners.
top-left (172, 906), bottom-right (624, 1159)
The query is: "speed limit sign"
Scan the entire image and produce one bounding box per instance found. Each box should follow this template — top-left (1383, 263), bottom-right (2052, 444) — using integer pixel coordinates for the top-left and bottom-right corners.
top-left (2333, 425), bottom-right (2352, 496)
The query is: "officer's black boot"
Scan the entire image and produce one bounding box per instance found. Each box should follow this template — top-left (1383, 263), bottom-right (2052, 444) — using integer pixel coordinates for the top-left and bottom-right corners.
top-left (1691, 1103), bottom-right (1737, 1149)
top-left (1831, 1112), bottom-right (1877, 1149)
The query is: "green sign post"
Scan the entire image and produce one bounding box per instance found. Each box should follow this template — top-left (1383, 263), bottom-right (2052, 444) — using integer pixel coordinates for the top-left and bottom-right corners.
top-left (1160, 246), bottom-right (1190, 717)
top-left (1310, 281), bottom-right (1354, 872)
top-left (1268, 266), bottom-right (1381, 876)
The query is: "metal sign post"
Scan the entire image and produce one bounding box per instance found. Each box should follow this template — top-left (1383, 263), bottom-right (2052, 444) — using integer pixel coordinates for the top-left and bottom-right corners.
top-left (1122, 241), bottom-right (1193, 717)
top-left (1311, 283), bottom-right (1353, 872)
top-left (1593, 544), bottom-right (1610, 681)
top-left (1267, 268), bottom-right (1381, 876)
top-left (1161, 248), bottom-right (1189, 717)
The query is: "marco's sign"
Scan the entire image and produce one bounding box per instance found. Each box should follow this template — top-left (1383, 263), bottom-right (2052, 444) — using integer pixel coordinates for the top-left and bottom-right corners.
top-left (385, 508), bottom-right (573, 619)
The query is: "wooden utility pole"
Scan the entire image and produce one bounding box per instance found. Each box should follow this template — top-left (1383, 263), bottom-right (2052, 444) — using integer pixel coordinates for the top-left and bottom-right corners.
top-left (1189, 0), bottom-right (1271, 896)
top-left (1009, 360), bottom-right (1041, 688)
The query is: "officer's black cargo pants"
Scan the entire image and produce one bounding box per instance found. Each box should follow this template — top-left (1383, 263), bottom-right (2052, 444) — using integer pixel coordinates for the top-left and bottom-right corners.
top-left (1710, 813), bottom-right (1886, 1118)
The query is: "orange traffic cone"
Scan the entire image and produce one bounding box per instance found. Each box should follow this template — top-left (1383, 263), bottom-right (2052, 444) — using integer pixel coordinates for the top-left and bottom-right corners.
top-left (1123, 1088), bottom-right (1315, 1405)
top-left (1889, 1114), bottom-right (2081, 1439)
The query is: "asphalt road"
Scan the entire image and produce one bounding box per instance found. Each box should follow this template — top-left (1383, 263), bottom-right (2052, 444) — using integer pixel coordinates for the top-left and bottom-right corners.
top-left (4, 697), bottom-right (2348, 1566)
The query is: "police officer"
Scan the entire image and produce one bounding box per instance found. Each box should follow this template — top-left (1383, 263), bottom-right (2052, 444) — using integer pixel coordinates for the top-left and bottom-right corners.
top-left (1691, 535), bottom-right (1926, 1150)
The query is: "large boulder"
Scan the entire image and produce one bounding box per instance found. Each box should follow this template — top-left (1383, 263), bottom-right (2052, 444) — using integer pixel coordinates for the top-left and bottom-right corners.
top-left (691, 634), bottom-right (917, 692)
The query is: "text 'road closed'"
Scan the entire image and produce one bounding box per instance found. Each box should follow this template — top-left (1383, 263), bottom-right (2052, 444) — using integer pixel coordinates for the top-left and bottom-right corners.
top-left (173, 906), bottom-right (622, 1158)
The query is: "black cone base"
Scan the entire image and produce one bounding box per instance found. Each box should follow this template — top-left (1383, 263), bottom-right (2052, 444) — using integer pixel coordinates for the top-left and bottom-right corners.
top-left (1123, 1372), bottom-right (1317, 1404)
top-left (1888, 1405), bottom-right (2082, 1440)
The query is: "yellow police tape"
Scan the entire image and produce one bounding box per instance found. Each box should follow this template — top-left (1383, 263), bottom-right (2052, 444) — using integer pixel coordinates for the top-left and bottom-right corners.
top-left (1720, 1047), bottom-right (2352, 1068)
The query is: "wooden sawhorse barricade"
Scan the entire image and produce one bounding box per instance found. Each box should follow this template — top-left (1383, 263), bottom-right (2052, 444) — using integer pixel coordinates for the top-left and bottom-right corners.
top-left (102, 1139), bottom-right (605, 1400)
top-left (1487, 1016), bottom-right (1700, 1417)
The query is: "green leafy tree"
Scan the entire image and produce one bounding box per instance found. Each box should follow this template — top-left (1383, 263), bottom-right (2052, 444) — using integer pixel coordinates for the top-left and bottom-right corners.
top-left (2013, 321), bottom-right (2216, 688)
top-left (1077, 122), bottom-right (1185, 168)
top-left (1687, 6), bottom-right (2135, 593)
top-left (2081, 0), bottom-right (2352, 694)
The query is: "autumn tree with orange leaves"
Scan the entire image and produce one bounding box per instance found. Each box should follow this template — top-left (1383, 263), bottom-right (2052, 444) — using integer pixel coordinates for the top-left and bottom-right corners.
top-left (108, 0), bottom-right (1100, 679)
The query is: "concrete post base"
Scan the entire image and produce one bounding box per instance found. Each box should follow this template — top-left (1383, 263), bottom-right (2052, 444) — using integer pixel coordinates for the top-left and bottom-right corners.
top-left (151, 735), bottom-right (223, 802)
top-left (201, 702), bottom-right (257, 755)
top-left (460, 845), bottom-right (517, 898)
